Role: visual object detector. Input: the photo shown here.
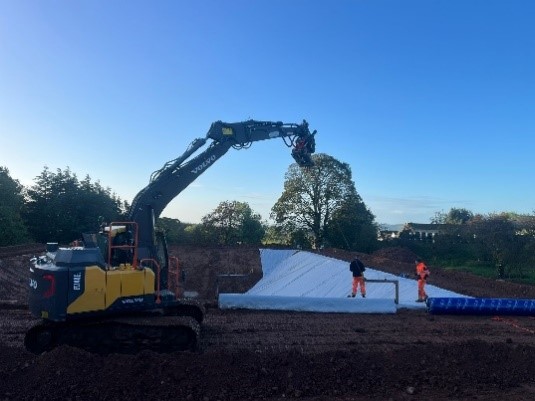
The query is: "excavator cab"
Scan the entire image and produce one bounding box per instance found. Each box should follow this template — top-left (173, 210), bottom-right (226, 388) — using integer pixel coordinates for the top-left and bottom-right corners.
top-left (101, 222), bottom-right (138, 269)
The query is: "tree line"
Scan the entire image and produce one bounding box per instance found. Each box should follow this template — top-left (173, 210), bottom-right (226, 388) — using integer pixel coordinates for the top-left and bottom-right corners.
top-left (0, 154), bottom-right (378, 251)
top-left (2, 159), bottom-right (535, 282)
top-left (395, 208), bottom-right (535, 282)
top-left (0, 166), bottom-right (129, 245)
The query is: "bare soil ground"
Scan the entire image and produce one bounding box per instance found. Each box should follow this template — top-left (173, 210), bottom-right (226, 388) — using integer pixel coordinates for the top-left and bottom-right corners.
top-left (1, 245), bottom-right (535, 401)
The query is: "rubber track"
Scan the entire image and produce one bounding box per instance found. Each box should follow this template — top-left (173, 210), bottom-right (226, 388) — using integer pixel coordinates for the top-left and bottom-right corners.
top-left (25, 315), bottom-right (200, 355)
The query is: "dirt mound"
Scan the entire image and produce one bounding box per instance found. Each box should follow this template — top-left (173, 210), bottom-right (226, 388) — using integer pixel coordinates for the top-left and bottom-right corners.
top-left (0, 252), bottom-right (31, 304)
top-left (372, 246), bottom-right (418, 264)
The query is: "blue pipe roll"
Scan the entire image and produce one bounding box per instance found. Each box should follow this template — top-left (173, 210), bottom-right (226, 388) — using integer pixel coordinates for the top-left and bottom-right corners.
top-left (427, 297), bottom-right (535, 316)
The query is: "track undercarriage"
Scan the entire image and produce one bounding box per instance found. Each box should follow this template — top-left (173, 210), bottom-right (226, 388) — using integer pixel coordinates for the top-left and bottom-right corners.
top-left (25, 304), bottom-right (204, 355)
top-left (24, 300), bottom-right (204, 355)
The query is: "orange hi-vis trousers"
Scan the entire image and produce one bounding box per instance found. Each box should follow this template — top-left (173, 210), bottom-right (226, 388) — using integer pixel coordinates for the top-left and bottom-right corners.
top-left (418, 277), bottom-right (427, 300)
top-left (352, 277), bottom-right (366, 296)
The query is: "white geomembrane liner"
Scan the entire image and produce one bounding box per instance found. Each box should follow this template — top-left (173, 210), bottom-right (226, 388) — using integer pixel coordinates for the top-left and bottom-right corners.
top-left (218, 249), bottom-right (467, 313)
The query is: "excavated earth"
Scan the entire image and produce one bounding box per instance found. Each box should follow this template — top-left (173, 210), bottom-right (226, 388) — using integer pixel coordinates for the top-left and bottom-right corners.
top-left (1, 245), bottom-right (535, 401)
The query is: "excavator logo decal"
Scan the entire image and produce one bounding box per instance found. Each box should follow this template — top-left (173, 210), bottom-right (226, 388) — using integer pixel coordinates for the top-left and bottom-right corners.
top-left (269, 131), bottom-right (282, 138)
top-left (121, 297), bottom-right (144, 304)
top-left (191, 155), bottom-right (217, 174)
top-left (73, 272), bottom-right (82, 291)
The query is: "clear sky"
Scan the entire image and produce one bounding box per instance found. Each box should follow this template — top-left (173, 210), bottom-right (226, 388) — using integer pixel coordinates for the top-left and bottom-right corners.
top-left (1, 0), bottom-right (534, 226)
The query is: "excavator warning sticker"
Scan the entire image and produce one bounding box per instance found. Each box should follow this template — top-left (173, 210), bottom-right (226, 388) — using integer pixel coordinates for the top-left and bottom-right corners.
top-left (269, 131), bottom-right (281, 138)
top-left (222, 127), bottom-right (233, 136)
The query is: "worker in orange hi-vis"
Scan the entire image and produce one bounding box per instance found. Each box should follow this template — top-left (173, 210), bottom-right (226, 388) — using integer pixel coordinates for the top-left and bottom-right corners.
top-left (415, 258), bottom-right (430, 302)
top-left (348, 257), bottom-right (366, 298)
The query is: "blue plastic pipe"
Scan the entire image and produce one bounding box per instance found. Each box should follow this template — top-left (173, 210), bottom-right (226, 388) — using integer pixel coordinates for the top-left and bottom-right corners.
top-left (427, 297), bottom-right (535, 316)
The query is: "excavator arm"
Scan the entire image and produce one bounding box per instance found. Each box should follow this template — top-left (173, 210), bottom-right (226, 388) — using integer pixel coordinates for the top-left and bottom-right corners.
top-left (129, 119), bottom-right (316, 260)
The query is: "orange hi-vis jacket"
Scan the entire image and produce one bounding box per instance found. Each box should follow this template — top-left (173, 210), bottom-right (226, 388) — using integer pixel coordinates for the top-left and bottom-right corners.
top-left (416, 261), bottom-right (429, 301)
top-left (416, 262), bottom-right (429, 279)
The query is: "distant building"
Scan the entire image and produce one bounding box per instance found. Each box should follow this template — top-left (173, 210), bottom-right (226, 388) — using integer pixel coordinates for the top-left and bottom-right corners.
top-left (402, 223), bottom-right (441, 241)
top-left (379, 223), bottom-right (451, 242)
top-left (377, 230), bottom-right (399, 241)
top-left (379, 217), bottom-right (535, 243)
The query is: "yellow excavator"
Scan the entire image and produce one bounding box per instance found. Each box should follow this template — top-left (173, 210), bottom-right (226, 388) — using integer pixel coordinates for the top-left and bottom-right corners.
top-left (25, 119), bottom-right (317, 354)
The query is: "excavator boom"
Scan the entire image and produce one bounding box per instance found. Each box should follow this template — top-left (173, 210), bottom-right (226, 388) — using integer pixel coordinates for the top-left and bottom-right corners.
top-left (130, 119), bottom-right (316, 262)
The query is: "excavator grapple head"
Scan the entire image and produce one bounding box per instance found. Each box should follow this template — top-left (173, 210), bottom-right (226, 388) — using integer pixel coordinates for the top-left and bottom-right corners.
top-left (292, 128), bottom-right (316, 167)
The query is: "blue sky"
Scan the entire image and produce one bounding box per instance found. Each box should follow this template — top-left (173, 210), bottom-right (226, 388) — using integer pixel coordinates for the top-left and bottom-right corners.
top-left (1, 1), bottom-right (534, 225)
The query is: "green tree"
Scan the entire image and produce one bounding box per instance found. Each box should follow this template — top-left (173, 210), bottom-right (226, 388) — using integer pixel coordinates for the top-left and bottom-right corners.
top-left (157, 217), bottom-right (197, 245)
top-left (262, 225), bottom-right (288, 246)
top-left (184, 223), bottom-right (215, 245)
top-left (24, 167), bottom-right (125, 243)
top-left (262, 225), bottom-right (313, 249)
top-left (289, 229), bottom-right (313, 249)
top-left (326, 188), bottom-right (378, 252)
top-left (78, 175), bottom-right (128, 229)
top-left (271, 153), bottom-right (376, 249)
top-left (468, 213), bottom-right (535, 278)
top-left (201, 201), bottom-right (265, 245)
top-left (0, 167), bottom-right (30, 245)
top-left (431, 208), bottom-right (474, 224)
